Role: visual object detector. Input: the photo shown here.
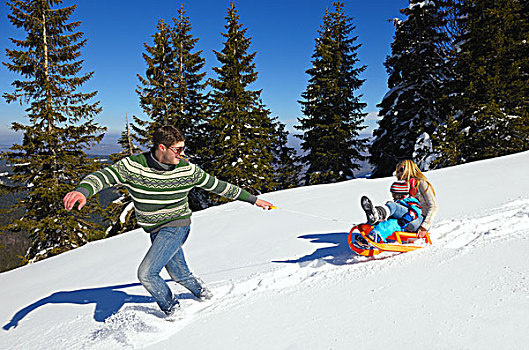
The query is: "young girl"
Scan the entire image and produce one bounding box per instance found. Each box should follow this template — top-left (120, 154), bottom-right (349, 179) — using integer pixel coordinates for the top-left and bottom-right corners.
top-left (395, 160), bottom-right (438, 237)
top-left (361, 180), bottom-right (422, 243)
top-left (361, 160), bottom-right (438, 238)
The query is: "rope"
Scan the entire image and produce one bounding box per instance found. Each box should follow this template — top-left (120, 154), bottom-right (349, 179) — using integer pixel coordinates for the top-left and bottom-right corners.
top-left (270, 206), bottom-right (353, 226)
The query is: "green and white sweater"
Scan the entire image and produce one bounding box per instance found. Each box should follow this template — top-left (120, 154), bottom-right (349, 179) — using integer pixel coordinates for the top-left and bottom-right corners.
top-left (76, 152), bottom-right (257, 232)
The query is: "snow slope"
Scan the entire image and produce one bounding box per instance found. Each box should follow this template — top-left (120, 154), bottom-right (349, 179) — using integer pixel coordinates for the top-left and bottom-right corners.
top-left (1, 151), bottom-right (529, 349)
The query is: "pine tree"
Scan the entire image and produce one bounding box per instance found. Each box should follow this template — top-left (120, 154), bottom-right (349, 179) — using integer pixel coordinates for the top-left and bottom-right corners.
top-left (134, 6), bottom-right (209, 154)
top-left (2, 0), bottom-right (106, 262)
top-left (206, 2), bottom-right (281, 197)
top-left (169, 4), bottom-right (209, 157)
top-left (133, 18), bottom-right (177, 147)
top-left (270, 119), bottom-right (302, 190)
top-left (431, 114), bottom-right (465, 167)
top-left (296, 2), bottom-right (368, 185)
top-left (110, 115), bottom-right (142, 163)
top-left (105, 116), bottom-right (141, 237)
top-left (436, 0), bottom-right (529, 165)
top-left (370, 0), bottom-right (451, 177)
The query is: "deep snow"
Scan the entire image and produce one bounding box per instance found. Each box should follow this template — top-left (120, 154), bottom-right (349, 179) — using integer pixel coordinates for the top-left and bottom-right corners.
top-left (1, 151), bottom-right (529, 349)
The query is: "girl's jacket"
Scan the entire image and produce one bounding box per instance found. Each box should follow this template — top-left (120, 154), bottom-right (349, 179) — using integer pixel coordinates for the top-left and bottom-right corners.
top-left (372, 197), bottom-right (422, 241)
top-left (394, 196), bottom-right (422, 228)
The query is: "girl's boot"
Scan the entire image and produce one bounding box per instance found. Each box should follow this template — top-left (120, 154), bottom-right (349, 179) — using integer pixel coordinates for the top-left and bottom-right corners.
top-left (361, 196), bottom-right (389, 224)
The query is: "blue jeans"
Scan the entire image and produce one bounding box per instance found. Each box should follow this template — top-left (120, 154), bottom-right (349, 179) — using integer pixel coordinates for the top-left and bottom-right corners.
top-left (137, 226), bottom-right (202, 312)
top-left (385, 201), bottom-right (424, 232)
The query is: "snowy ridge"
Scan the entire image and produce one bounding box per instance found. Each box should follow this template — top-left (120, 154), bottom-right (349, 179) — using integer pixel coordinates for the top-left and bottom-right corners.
top-left (1, 151), bottom-right (529, 349)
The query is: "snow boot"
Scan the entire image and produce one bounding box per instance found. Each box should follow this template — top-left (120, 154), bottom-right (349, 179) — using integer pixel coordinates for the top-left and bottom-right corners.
top-left (176, 275), bottom-right (212, 301)
top-left (361, 196), bottom-right (389, 225)
top-left (163, 297), bottom-right (181, 318)
top-left (188, 276), bottom-right (213, 301)
top-left (193, 285), bottom-right (213, 302)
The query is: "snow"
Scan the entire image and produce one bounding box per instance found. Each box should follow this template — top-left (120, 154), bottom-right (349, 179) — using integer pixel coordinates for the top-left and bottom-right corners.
top-left (119, 202), bottom-right (134, 224)
top-left (409, 1), bottom-right (436, 10)
top-left (1, 151), bottom-right (529, 349)
top-left (413, 132), bottom-right (435, 170)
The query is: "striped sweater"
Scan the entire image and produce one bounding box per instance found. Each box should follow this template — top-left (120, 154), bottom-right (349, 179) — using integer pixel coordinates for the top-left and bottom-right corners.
top-left (76, 152), bottom-right (257, 232)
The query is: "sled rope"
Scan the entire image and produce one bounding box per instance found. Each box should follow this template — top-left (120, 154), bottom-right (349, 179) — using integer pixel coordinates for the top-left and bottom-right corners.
top-left (270, 206), bottom-right (352, 225)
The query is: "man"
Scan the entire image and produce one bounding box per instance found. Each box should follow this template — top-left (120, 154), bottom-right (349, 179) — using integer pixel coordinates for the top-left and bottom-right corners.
top-left (63, 125), bottom-right (273, 317)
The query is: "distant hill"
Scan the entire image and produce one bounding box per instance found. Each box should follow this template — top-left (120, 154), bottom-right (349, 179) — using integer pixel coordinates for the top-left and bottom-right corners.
top-left (289, 132), bottom-right (374, 178)
top-left (0, 132), bottom-right (123, 156)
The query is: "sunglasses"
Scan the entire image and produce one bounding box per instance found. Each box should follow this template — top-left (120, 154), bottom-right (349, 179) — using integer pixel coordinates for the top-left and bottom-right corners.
top-left (397, 167), bottom-right (405, 173)
top-left (168, 146), bottom-right (185, 154)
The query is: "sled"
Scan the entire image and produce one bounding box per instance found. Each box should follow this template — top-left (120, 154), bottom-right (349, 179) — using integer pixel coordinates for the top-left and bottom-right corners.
top-left (347, 223), bottom-right (432, 257)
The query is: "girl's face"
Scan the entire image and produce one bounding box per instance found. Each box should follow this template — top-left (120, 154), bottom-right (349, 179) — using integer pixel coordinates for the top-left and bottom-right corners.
top-left (396, 165), bottom-right (405, 180)
top-left (392, 192), bottom-right (407, 201)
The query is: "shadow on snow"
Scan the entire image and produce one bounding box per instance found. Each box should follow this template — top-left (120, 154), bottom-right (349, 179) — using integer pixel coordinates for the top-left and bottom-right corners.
top-left (3, 281), bottom-right (195, 330)
top-left (4, 233), bottom-right (397, 330)
top-left (274, 232), bottom-right (354, 265)
top-left (273, 231), bottom-right (399, 266)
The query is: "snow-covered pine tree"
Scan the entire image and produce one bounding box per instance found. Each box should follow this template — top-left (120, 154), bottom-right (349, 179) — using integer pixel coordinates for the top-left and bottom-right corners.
top-left (370, 0), bottom-right (451, 177)
top-left (296, 2), bottom-right (368, 185)
top-left (2, 0), bottom-right (106, 262)
top-left (205, 2), bottom-right (282, 198)
top-left (435, 0), bottom-right (529, 165)
top-left (105, 116), bottom-right (141, 237)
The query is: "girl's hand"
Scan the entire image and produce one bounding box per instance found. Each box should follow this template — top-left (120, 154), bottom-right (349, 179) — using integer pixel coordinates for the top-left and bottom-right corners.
top-left (417, 226), bottom-right (428, 238)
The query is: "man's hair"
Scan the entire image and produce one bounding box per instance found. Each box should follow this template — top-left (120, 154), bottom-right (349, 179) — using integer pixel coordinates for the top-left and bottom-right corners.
top-left (152, 125), bottom-right (185, 148)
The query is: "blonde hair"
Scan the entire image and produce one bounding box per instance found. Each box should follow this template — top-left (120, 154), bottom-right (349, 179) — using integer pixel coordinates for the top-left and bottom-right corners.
top-left (396, 160), bottom-right (436, 196)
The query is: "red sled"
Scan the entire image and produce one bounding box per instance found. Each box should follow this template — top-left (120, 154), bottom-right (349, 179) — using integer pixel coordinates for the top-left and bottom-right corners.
top-left (348, 223), bottom-right (432, 257)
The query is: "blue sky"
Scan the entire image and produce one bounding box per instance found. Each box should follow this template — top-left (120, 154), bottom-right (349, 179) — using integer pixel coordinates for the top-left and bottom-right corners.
top-left (0, 0), bottom-right (408, 144)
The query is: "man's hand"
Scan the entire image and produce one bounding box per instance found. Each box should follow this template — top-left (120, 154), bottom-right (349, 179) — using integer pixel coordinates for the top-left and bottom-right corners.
top-left (63, 191), bottom-right (86, 211)
top-left (255, 198), bottom-right (274, 210)
top-left (417, 226), bottom-right (428, 238)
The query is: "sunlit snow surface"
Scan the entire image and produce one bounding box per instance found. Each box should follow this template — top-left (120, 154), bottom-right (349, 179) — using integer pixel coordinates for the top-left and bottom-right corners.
top-left (1, 151), bottom-right (529, 349)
